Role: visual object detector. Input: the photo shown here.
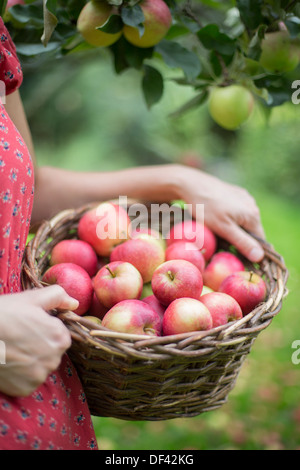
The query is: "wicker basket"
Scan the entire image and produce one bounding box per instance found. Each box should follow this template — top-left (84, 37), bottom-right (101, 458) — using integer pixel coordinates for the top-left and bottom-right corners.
top-left (21, 202), bottom-right (289, 421)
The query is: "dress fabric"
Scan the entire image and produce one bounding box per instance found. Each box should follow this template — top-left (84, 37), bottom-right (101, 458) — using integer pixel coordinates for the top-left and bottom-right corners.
top-left (0, 17), bottom-right (98, 450)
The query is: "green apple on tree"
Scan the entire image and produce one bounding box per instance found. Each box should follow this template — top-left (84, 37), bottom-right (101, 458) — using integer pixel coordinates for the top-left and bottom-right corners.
top-left (77, 0), bottom-right (122, 47)
top-left (259, 31), bottom-right (300, 73)
top-left (208, 85), bottom-right (255, 131)
top-left (123, 0), bottom-right (172, 48)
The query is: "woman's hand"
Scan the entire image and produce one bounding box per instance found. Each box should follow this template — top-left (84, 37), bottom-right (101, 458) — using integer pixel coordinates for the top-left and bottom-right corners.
top-left (31, 163), bottom-right (265, 263)
top-left (175, 166), bottom-right (266, 263)
top-left (0, 285), bottom-right (78, 397)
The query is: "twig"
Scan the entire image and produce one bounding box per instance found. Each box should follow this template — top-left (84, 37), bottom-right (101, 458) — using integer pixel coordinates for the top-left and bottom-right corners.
top-left (182, 0), bottom-right (203, 29)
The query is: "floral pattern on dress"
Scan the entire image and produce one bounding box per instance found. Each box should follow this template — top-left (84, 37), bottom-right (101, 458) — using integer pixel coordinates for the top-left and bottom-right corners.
top-left (0, 16), bottom-right (98, 450)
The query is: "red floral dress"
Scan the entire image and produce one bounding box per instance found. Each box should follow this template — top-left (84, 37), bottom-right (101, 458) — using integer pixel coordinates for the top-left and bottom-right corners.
top-left (0, 17), bottom-right (98, 450)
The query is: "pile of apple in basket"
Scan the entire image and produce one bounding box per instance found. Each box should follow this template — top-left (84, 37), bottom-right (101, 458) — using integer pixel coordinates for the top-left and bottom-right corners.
top-left (42, 201), bottom-right (267, 337)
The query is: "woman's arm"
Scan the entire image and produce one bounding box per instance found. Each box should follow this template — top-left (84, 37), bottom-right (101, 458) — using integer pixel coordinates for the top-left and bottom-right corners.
top-left (4, 90), bottom-right (265, 263)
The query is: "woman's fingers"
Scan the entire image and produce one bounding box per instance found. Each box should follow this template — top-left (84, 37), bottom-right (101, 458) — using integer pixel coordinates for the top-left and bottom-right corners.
top-left (217, 221), bottom-right (265, 263)
top-left (23, 285), bottom-right (79, 312)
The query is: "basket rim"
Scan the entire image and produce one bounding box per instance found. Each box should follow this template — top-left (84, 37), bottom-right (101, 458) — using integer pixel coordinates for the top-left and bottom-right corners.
top-left (22, 202), bottom-right (289, 355)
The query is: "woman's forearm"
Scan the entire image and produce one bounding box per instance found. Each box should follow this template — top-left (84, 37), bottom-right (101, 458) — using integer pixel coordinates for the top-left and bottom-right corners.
top-left (31, 164), bottom-right (183, 224)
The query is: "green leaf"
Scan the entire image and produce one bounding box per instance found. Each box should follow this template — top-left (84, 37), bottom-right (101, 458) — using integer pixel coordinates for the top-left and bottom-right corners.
top-left (155, 40), bottom-right (202, 81)
top-left (121, 5), bottom-right (144, 27)
top-left (7, 4), bottom-right (44, 27)
top-left (121, 5), bottom-right (145, 37)
top-left (16, 41), bottom-right (61, 56)
top-left (0, 0), bottom-right (7, 17)
top-left (285, 16), bottom-right (300, 38)
top-left (237, 0), bottom-right (264, 30)
top-left (142, 65), bottom-right (164, 109)
top-left (107, 0), bottom-right (123, 5)
top-left (197, 24), bottom-right (236, 56)
top-left (110, 36), bottom-right (153, 73)
top-left (97, 14), bottom-right (123, 34)
top-left (41, 0), bottom-right (58, 47)
top-left (247, 24), bottom-right (268, 60)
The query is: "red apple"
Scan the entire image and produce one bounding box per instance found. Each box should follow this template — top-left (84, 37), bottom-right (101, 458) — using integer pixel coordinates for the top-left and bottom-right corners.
top-left (110, 238), bottom-right (165, 283)
top-left (165, 241), bottom-right (205, 273)
top-left (200, 292), bottom-right (243, 328)
top-left (167, 220), bottom-right (217, 262)
top-left (102, 299), bottom-right (162, 336)
top-left (78, 202), bottom-right (131, 257)
top-left (77, 0), bottom-right (122, 47)
top-left (6, 0), bottom-right (24, 8)
top-left (88, 291), bottom-right (109, 320)
top-left (93, 261), bottom-right (143, 309)
top-left (162, 298), bottom-right (213, 336)
top-left (203, 251), bottom-right (245, 291)
top-left (50, 239), bottom-right (98, 277)
top-left (151, 259), bottom-right (203, 306)
top-left (42, 263), bottom-right (93, 316)
top-left (123, 0), bottom-right (172, 48)
top-left (142, 295), bottom-right (165, 319)
top-left (219, 271), bottom-right (267, 315)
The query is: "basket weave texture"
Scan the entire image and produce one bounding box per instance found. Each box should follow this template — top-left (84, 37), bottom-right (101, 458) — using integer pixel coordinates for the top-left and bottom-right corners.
top-left (21, 202), bottom-right (289, 421)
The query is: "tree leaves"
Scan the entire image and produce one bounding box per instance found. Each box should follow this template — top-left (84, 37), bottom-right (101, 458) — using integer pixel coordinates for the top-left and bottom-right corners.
top-left (197, 24), bottom-right (236, 57)
top-left (41, 0), bottom-right (58, 47)
top-left (3, 0), bottom-right (300, 113)
top-left (142, 65), bottom-right (164, 109)
top-left (121, 4), bottom-right (145, 36)
top-left (0, 0), bottom-right (7, 17)
top-left (236, 0), bottom-right (264, 30)
top-left (97, 14), bottom-right (124, 34)
top-left (156, 40), bottom-right (202, 81)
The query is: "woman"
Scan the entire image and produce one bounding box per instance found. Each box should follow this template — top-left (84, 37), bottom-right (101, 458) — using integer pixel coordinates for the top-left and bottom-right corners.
top-left (0, 16), bottom-right (265, 450)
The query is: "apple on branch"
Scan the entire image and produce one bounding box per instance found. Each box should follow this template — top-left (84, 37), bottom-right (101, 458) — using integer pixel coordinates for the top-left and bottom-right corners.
top-left (93, 260), bottom-right (143, 309)
top-left (151, 259), bottom-right (204, 306)
top-left (77, 0), bottom-right (122, 47)
top-left (208, 85), bottom-right (254, 131)
top-left (123, 0), bottom-right (172, 48)
top-left (259, 31), bottom-right (300, 73)
top-left (102, 299), bottom-right (162, 336)
top-left (219, 271), bottom-right (267, 315)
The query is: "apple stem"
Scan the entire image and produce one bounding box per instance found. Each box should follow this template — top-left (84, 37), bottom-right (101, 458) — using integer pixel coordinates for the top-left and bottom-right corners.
top-left (249, 270), bottom-right (254, 282)
top-left (167, 270), bottom-right (175, 281)
top-left (106, 266), bottom-right (116, 278)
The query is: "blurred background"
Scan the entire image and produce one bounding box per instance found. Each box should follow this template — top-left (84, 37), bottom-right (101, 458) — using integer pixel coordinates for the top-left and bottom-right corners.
top-left (21, 47), bottom-right (300, 450)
